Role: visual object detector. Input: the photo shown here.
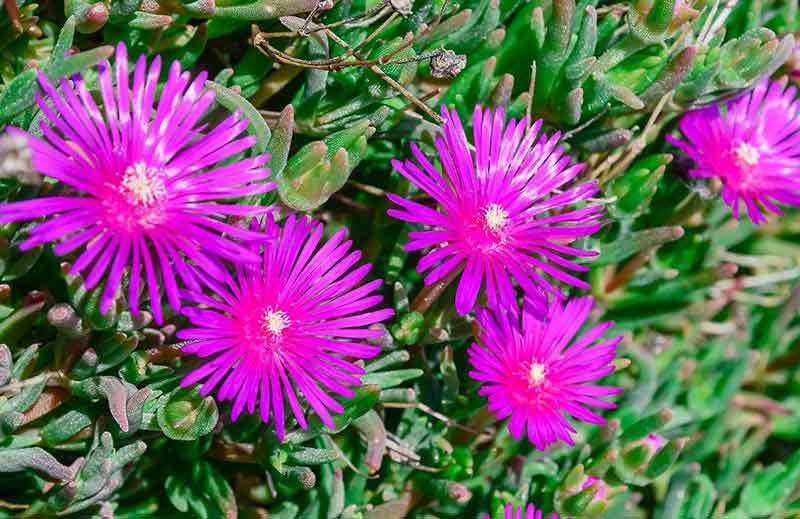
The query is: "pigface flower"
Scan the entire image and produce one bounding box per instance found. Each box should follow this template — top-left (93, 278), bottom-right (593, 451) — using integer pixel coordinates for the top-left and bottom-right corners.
top-left (667, 79), bottom-right (800, 223)
top-left (468, 296), bottom-right (623, 450)
top-left (387, 105), bottom-right (603, 315)
top-left (179, 215), bottom-right (394, 439)
top-left (0, 43), bottom-right (273, 322)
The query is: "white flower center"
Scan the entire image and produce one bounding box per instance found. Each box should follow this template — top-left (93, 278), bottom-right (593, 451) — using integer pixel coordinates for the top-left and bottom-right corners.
top-left (734, 142), bottom-right (760, 167)
top-left (119, 161), bottom-right (167, 206)
top-left (483, 203), bottom-right (509, 233)
top-left (261, 308), bottom-right (290, 338)
top-left (528, 362), bottom-right (547, 386)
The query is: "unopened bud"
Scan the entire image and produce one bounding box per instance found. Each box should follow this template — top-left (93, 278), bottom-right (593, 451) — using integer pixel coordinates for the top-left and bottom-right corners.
top-left (558, 469), bottom-right (625, 518)
top-left (76, 2), bottom-right (109, 33)
top-left (48, 303), bottom-right (84, 338)
top-left (446, 481), bottom-right (471, 503)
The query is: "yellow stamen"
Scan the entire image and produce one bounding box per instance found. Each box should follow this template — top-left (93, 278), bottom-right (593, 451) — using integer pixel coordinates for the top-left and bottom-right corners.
top-left (262, 308), bottom-right (290, 337)
top-left (120, 162), bottom-right (167, 206)
top-left (528, 362), bottom-right (547, 386)
top-left (483, 203), bottom-right (509, 233)
top-left (734, 142), bottom-right (760, 167)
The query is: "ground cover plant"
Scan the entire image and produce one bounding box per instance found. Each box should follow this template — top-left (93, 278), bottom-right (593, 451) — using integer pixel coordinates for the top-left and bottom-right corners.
top-left (1, 0), bottom-right (800, 517)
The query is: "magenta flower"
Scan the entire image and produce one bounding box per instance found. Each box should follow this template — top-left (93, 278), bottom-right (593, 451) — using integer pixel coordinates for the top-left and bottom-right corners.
top-left (178, 215), bottom-right (394, 439)
top-left (0, 43), bottom-right (273, 322)
top-left (482, 503), bottom-right (559, 519)
top-left (387, 105), bottom-right (603, 315)
top-left (667, 79), bottom-right (800, 224)
top-left (468, 296), bottom-right (622, 450)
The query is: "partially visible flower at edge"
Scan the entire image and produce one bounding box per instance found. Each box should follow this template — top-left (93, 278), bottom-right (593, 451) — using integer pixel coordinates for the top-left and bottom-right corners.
top-left (387, 105), bottom-right (604, 315)
top-left (468, 296), bottom-right (623, 450)
top-left (178, 214), bottom-right (394, 439)
top-left (482, 503), bottom-right (560, 519)
top-left (667, 79), bottom-right (800, 224)
top-left (0, 42), bottom-right (274, 323)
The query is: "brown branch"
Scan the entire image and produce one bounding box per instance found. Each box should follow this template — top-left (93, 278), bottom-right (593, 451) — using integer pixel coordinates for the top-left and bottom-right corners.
top-left (3, 0), bottom-right (23, 35)
top-left (410, 266), bottom-right (462, 314)
top-left (252, 3), bottom-right (447, 124)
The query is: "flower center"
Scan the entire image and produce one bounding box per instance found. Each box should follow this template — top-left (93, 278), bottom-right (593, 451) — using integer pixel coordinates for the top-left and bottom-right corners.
top-left (734, 142), bottom-right (760, 167)
top-left (103, 161), bottom-right (169, 232)
top-left (261, 308), bottom-right (291, 339)
top-left (482, 203), bottom-right (509, 233)
top-left (119, 161), bottom-right (167, 206)
top-left (528, 362), bottom-right (547, 387)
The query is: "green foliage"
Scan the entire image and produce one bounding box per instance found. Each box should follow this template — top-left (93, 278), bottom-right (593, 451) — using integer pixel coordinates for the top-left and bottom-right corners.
top-left (1, 0), bottom-right (800, 517)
